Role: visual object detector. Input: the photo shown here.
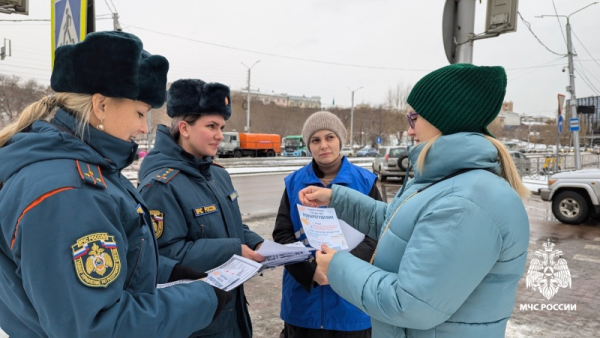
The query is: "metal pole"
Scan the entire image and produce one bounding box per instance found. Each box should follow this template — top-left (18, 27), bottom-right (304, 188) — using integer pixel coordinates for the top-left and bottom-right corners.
top-left (455, 0), bottom-right (476, 63)
top-left (566, 18), bottom-right (581, 169)
top-left (112, 12), bottom-right (122, 31)
top-left (241, 61), bottom-right (260, 133)
top-left (555, 115), bottom-right (560, 172)
top-left (350, 91), bottom-right (355, 147)
top-left (246, 68), bottom-right (251, 133)
top-left (348, 86), bottom-right (363, 148)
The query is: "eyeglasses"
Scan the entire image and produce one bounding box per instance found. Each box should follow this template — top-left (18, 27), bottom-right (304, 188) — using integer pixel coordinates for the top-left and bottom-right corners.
top-left (406, 111), bottom-right (419, 129)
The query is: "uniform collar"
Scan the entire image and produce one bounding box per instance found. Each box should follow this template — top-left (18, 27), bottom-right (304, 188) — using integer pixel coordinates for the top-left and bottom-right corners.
top-left (52, 109), bottom-right (137, 171)
top-left (152, 124), bottom-right (213, 178)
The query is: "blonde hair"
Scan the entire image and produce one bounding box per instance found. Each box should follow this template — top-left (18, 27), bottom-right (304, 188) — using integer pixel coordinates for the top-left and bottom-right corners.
top-left (415, 135), bottom-right (530, 198)
top-left (0, 93), bottom-right (94, 147)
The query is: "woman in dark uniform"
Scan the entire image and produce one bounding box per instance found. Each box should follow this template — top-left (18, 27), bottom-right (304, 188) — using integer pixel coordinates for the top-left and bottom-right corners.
top-left (138, 79), bottom-right (264, 338)
top-left (0, 32), bottom-right (230, 337)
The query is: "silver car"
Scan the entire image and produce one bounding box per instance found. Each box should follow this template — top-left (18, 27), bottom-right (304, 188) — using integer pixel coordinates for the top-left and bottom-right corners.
top-left (509, 151), bottom-right (531, 175)
top-left (340, 146), bottom-right (354, 157)
top-left (373, 146), bottom-right (411, 181)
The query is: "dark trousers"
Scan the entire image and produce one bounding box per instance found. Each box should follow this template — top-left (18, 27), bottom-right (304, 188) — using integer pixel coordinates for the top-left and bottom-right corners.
top-left (280, 323), bottom-right (371, 338)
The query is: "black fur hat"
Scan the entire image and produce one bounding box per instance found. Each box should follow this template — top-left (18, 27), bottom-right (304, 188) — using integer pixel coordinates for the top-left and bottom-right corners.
top-left (167, 79), bottom-right (232, 119)
top-left (51, 31), bottom-right (169, 108)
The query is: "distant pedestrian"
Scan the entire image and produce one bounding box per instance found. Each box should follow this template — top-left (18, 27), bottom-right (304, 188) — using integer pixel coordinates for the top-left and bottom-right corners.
top-left (138, 79), bottom-right (264, 337)
top-left (274, 111), bottom-right (381, 337)
top-left (299, 64), bottom-right (530, 337)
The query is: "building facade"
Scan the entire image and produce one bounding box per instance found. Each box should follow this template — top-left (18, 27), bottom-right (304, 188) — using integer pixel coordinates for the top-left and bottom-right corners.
top-left (232, 90), bottom-right (321, 108)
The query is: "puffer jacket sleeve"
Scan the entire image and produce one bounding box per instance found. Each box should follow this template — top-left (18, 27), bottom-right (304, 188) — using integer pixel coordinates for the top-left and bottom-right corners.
top-left (12, 188), bottom-right (218, 338)
top-left (330, 184), bottom-right (388, 239)
top-left (327, 195), bottom-right (502, 330)
top-left (139, 183), bottom-right (241, 272)
top-left (273, 189), bottom-right (318, 291)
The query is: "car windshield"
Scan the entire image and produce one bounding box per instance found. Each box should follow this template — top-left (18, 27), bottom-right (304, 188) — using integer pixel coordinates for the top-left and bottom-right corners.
top-left (285, 139), bottom-right (300, 147)
top-left (389, 147), bottom-right (407, 157)
top-left (359, 147), bottom-right (370, 151)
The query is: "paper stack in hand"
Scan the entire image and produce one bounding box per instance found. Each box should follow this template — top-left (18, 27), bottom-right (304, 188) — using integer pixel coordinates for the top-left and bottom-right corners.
top-left (202, 255), bottom-right (263, 291)
top-left (256, 240), bottom-right (316, 269)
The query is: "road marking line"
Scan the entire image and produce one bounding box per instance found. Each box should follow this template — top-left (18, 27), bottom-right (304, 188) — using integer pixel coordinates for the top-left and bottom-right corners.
top-left (573, 254), bottom-right (600, 264)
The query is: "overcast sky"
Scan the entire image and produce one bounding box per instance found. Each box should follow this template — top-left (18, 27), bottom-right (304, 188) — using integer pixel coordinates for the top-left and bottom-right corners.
top-left (1, 0), bottom-right (600, 117)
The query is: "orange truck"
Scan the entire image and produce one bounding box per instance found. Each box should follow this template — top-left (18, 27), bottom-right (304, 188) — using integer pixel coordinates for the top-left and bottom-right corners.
top-left (217, 132), bottom-right (281, 158)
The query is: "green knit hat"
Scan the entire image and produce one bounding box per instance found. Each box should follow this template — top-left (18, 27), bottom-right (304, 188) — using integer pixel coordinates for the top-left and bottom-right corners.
top-left (406, 63), bottom-right (506, 136)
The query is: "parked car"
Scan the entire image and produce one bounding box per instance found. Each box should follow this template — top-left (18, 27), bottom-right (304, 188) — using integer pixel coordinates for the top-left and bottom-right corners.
top-left (373, 146), bottom-right (412, 181)
top-left (355, 146), bottom-right (377, 157)
top-left (509, 151), bottom-right (531, 175)
top-left (540, 169), bottom-right (600, 224)
top-left (340, 146), bottom-right (354, 157)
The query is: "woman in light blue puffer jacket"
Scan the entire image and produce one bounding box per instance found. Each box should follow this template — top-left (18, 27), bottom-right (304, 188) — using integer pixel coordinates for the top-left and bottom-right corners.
top-left (297, 63), bottom-right (530, 338)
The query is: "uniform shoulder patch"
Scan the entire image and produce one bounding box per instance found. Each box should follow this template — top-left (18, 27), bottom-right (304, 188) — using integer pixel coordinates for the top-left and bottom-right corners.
top-left (211, 161), bottom-right (225, 169)
top-left (72, 232), bottom-right (121, 288)
top-left (150, 210), bottom-right (164, 238)
top-left (76, 160), bottom-right (107, 189)
top-left (228, 190), bottom-right (239, 201)
top-left (153, 168), bottom-right (180, 184)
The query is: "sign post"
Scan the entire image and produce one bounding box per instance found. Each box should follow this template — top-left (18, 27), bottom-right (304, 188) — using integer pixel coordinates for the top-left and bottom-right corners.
top-left (570, 118), bottom-right (580, 132)
top-left (51, 0), bottom-right (89, 67)
top-left (556, 94), bottom-right (565, 172)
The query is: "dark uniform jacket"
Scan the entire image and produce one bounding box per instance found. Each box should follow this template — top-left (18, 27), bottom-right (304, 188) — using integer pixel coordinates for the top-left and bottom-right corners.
top-left (0, 110), bottom-right (219, 337)
top-left (138, 125), bottom-right (263, 338)
top-left (273, 157), bottom-right (380, 332)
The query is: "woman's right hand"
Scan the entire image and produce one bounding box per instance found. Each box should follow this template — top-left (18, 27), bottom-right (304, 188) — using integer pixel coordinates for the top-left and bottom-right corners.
top-left (312, 268), bottom-right (329, 286)
top-left (298, 186), bottom-right (332, 207)
top-left (241, 244), bottom-right (265, 262)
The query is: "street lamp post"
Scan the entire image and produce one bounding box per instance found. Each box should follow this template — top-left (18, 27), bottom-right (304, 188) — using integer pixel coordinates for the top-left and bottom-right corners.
top-left (348, 86), bottom-right (363, 148)
top-left (241, 60), bottom-right (260, 133)
top-left (538, 1), bottom-right (599, 170)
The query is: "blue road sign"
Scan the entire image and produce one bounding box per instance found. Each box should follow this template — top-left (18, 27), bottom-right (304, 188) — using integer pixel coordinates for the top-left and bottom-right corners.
top-left (558, 114), bottom-right (563, 133)
top-left (570, 118), bottom-right (580, 132)
top-left (376, 136), bottom-right (382, 144)
top-left (52, 0), bottom-right (87, 66)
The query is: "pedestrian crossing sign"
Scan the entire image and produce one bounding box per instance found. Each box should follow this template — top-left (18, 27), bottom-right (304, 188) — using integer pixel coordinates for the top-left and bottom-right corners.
top-left (51, 0), bottom-right (88, 68)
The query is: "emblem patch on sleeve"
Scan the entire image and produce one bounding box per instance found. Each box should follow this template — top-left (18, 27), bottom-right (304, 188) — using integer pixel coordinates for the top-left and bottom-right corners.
top-left (71, 233), bottom-right (121, 288)
top-left (150, 210), bottom-right (164, 238)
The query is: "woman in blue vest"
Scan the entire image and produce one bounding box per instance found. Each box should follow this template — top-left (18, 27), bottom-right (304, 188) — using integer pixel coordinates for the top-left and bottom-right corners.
top-left (0, 32), bottom-right (230, 337)
top-left (299, 64), bottom-right (530, 338)
top-left (273, 111), bottom-right (381, 337)
top-left (138, 79), bottom-right (264, 338)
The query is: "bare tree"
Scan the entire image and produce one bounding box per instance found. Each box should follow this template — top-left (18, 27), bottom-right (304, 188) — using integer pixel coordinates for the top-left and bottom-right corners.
top-left (0, 75), bottom-right (52, 128)
top-left (384, 81), bottom-right (413, 111)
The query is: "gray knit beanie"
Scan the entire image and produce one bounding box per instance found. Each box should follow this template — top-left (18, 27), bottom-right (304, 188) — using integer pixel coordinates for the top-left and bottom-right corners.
top-left (302, 111), bottom-right (347, 150)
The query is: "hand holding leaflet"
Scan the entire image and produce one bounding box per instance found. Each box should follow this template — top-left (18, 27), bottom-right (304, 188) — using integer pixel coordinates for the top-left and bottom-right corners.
top-left (297, 205), bottom-right (364, 251)
top-left (256, 240), bottom-right (316, 268)
top-left (157, 255), bottom-right (261, 291)
top-left (202, 255), bottom-right (263, 291)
